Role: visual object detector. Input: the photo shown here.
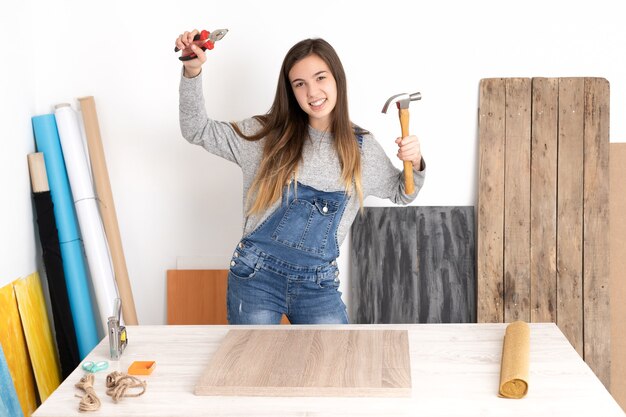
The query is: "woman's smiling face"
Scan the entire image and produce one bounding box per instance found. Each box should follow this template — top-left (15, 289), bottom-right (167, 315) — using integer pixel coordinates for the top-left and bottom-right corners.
top-left (288, 53), bottom-right (337, 131)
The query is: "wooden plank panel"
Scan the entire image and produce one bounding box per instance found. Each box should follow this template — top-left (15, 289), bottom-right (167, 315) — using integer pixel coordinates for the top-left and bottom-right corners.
top-left (530, 78), bottom-right (559, 322)
top-left (477, 78), bottom-right (506, 323)
top-left (195, 329), bottom-right (411, 397)
top-left (350, 207), bottom-right (475, 324)
top-left (582, 77), bottom-right (610, 388)
top-left (503, 78), bottom-right (532, 323)
top-left (556, 77), bottom-right (585, 356)
top-left (610, 142), bottom-right (626, 411)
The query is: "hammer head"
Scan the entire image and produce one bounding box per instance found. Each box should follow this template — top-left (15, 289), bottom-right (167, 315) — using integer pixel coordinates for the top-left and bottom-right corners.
top-left (381, 92), bottom-right (422, 113)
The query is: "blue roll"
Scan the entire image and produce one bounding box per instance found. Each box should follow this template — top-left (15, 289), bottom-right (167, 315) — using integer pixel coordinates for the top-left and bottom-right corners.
top-left (0, 343), bottom-right (24, 417)
top-left (32, 114), bottom-right (99, 358)
top-left (0, 393), bottom-right (9, 417)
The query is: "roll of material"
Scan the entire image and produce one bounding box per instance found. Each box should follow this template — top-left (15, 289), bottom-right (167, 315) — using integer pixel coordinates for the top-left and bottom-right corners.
top-left (499, 321), bottom-right (530, 399)
top-left (78, 96), bottom-right (138, 325)
top-left (55, 104), bottom-right (119, 333)
top-left (0, 341), bottom-right (25, 417)
top-left (27, 153), bottom-right (81, 379)
top-left (32, 114), bottom-right (99, 358)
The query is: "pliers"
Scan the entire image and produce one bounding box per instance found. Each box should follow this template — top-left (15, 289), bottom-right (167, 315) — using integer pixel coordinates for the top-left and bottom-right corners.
top-left (175, 29), bottom-right (228, 61)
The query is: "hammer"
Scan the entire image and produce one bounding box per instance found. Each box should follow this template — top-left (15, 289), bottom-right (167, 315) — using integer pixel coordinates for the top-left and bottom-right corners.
top-left (382, 92), bottom-right (422, 194)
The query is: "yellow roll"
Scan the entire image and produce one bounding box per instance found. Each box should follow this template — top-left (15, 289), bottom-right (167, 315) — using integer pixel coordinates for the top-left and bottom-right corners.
top-left (499, 321), bottom-right (530, 399)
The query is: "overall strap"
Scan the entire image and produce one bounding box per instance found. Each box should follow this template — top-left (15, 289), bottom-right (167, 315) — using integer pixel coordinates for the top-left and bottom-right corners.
top-left (356, 134), bottom-right (364, 149)
top-left (353, 126), bottom-right (367, 150)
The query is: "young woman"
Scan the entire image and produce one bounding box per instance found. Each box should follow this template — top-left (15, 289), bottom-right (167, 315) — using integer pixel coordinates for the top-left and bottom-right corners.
top-left (176, 30), bottom-right (425, 325)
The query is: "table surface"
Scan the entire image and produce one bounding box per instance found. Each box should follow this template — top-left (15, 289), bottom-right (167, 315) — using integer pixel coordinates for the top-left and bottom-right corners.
top-left (33, 323), bottom-right (626, 417)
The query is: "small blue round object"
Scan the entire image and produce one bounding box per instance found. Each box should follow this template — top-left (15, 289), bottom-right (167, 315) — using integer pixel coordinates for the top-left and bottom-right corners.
top-left (82, 360), bottom-right (109, 373)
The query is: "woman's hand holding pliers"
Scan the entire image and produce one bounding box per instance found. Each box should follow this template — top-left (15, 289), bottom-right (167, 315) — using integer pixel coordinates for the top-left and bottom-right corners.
top-left (176, 29), bottom-right (208, 78)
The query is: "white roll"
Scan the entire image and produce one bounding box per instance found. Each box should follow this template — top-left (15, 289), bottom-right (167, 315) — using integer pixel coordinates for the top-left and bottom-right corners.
top-left (54, 104), bottom-right (119, 334)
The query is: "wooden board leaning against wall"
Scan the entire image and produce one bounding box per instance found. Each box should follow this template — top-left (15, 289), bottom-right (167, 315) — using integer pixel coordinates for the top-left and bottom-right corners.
top-left (477, 78), bottom-right (610, 388)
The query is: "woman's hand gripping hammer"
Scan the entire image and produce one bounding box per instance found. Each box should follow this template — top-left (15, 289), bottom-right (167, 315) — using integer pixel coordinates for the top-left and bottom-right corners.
top-left (381, 92), bottom-right (422, 194)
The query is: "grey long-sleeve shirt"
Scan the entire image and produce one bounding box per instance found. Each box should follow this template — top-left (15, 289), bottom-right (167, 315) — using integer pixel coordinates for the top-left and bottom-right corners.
top-left (179, 71), bottom-right (425, 246)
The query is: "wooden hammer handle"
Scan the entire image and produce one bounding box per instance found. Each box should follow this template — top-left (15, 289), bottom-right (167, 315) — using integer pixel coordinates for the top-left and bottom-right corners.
top-left (399, 108), bottom-right (415, 194)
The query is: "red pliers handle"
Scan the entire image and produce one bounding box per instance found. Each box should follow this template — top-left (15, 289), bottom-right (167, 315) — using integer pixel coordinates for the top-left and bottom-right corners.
top-left (175, 30), bottom-right (215, 61)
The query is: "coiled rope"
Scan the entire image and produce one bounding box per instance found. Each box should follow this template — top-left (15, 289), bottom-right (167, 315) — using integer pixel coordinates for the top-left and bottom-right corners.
top-left (75, 373), bottom-right (101, 412)
top-left (105, 371), bottom-right (147, 402)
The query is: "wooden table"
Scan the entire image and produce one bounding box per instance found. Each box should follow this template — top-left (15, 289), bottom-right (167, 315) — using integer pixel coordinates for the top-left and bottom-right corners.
top-left (33, 323), bottom-right (625, 417)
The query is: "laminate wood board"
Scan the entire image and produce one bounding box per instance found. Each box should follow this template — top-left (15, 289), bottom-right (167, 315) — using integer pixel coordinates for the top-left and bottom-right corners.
top-left (477, 78), bottom-right (506, 323)
top-left (610, 143), bottom-right (626, 412)
top-left (194, 329), bottom-right (411, 397)
top-left (350, 206), bottom-right (475, 324)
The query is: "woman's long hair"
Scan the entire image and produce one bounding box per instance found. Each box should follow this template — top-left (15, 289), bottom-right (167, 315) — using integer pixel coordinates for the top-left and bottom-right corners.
top-left (232, 38), bottom-right (363, 215)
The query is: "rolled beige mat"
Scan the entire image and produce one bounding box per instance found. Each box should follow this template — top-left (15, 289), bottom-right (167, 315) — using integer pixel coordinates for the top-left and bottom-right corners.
top-left (499, 321), bottom-right (530, 399)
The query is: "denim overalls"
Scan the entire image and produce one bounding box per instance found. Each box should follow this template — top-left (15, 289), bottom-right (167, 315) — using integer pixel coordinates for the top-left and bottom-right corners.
top-left (227, 135), bottom-right (363, 325)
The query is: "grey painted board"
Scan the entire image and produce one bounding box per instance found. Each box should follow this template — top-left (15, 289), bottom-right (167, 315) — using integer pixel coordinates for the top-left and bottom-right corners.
top-left (350, 207), bottom-right (476, 324)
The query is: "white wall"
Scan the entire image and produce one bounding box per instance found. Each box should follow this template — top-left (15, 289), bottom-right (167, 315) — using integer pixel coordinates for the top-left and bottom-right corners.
top-left (0, 2), bottom-right (39, 288)
top-left (3, 0), bottom-right (625, 323)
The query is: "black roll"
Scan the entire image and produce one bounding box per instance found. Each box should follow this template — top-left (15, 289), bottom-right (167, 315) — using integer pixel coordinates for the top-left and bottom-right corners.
top-left (32, 190), bottom-right (81, 379)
